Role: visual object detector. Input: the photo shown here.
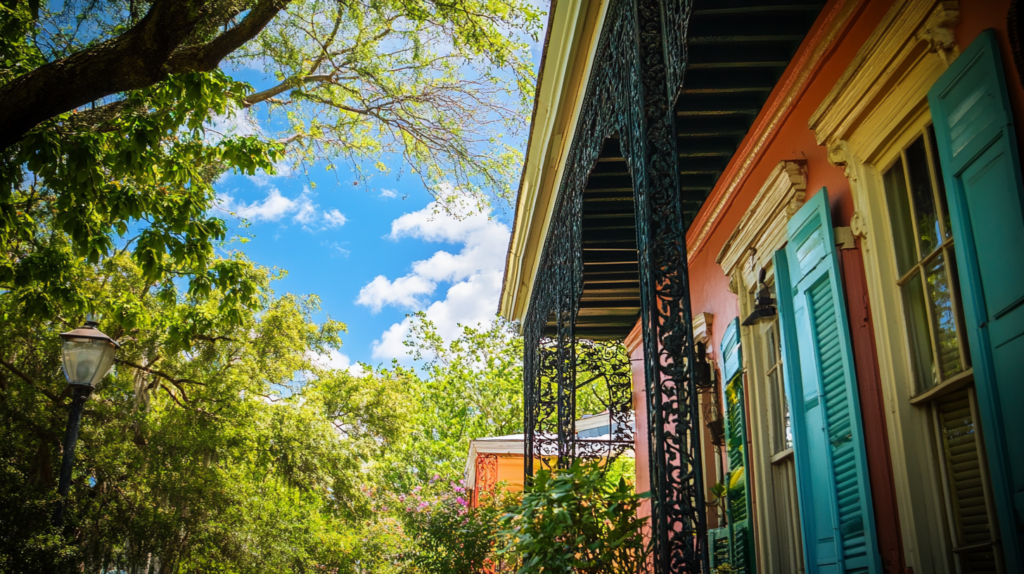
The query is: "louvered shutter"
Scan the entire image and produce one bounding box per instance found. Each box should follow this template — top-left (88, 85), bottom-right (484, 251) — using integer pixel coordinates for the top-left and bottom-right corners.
top-left (774, 189), bottom-right (880, 574)
top-left (720, 318), bottom-right (756, 574)
top-left (928, 29), bottom-right (1024, 569)
top-left (935, 389), bottom-right (999, 573)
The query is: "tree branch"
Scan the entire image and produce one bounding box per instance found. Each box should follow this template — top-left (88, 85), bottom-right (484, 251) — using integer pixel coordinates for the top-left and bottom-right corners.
top-left (117, 358), bottom-right (206, 388)
top-left (0, 356), bottom-right (61, 403)
top-left (243, 74), bottom-right (334, 107)
top-left (0, 0), bottom-right (292, 151)
top-left (165, 0), bottom-right (291, 74)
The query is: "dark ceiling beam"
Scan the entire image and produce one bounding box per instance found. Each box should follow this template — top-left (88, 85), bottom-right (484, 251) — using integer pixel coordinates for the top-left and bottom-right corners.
top-left (688, 43), bottom-right (799, 66)
top-left (677, 142), bottom-right (735, 157)
top-left (686, 60), bottom-right (789, 70)
top-left (585, 175), bottom-right (632, 189)
top-left (688, 34), bottom-right (805, 44)
top-left (676, 117), bottom-right (752, 137)
top-left (582, 251), bottom-right (639, 265)
top-left (678, 157), bottom-right (728, 173)
top-left (583, 263), bottom-right (638, 274)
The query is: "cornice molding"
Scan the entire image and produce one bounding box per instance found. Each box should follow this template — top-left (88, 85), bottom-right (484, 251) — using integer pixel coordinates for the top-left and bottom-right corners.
top-left (693, 312), bottom-right (714, 347)
top-left (499, 0), bottom-right (607, 322)
top-left (716, 161), bottom-right (808, 287)
top-left (684, 0), bottom-right (863, 263)
top-left (809, 0), bottom-right (959, 149)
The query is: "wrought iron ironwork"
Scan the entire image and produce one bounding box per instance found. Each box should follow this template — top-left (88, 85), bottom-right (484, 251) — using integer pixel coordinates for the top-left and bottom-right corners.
top-left (528, 339), bottom-right (635, 473)
top-left (521, 0), bottom-right (706, 573)
top-left (472, 453), bottom-right (501, 507)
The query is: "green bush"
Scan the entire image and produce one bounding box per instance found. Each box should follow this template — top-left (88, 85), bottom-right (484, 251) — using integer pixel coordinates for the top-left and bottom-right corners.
top-left (501, 459), bottom-right (650, 574)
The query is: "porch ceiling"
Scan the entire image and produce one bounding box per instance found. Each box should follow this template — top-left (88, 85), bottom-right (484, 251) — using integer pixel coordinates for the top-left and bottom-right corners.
top-left (568, 0), bottom-right (825, 341)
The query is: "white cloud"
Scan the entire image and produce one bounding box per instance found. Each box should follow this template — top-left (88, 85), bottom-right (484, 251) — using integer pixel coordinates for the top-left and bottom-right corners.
top-left (217, 187), bottom-right (351, 231)
top-left (323, 209), bottom-right (348, 227)
top-left (321, 240), bottom-right (351, 257)
top-left (218, 187), bottom-right (316, 224)
top-left (357, 201), bottom-right (509, 360)
top-left (380, 188), bottom-right (398, 199)
top-left (370, 271), bottom-right (504, 361)
top-left (246, 159), bottom-right (294, 188)
top-left (308, 349), bottom-right (352, 370)
top-left (207, 108), bottom-right (263, 140)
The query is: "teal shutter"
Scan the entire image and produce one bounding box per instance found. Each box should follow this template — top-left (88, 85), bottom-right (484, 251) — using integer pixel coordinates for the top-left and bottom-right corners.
top-left (720, 319), bottom-right (756, 574)
top-left (708, 527), bottom-right (731, 571)
top-left (928, 29), bottom-right (1024, 569)
top-left (774, 189), bottom-right (880, 574)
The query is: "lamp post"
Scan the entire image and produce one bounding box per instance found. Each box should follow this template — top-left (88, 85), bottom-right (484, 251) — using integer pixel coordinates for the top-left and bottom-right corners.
top-left (52, 319), bottom-right (117, 528)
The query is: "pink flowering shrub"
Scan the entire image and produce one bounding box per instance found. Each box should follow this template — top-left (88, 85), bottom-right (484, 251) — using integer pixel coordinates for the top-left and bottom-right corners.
top-left (393, 476), bottom-right (519, 574)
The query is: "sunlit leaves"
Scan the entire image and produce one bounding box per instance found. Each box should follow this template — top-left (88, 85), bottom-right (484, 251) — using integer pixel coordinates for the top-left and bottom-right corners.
top-left (1, 70), bottom-right (283, 323)
top-left (0, 252), bottom-right (410, 572)
top-left (239, 0), bottom-right (541, 212)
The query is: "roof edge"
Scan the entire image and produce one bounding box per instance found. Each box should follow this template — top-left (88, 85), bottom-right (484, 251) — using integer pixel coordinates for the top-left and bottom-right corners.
top-left (498, 0), bottom-right (608, 323)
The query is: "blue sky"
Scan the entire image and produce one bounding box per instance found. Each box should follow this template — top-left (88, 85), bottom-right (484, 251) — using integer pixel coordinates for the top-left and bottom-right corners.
top-left (209, 17), bottom-right (547, 372)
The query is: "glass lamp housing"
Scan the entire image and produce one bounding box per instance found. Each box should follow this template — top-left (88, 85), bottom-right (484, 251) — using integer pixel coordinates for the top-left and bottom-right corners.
top-left (59, 322), bottom-right (117, 387)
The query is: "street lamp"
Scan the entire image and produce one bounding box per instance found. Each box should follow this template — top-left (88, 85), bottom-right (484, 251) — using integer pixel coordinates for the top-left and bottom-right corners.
top-left (52, 318), bottom-right (117, 528)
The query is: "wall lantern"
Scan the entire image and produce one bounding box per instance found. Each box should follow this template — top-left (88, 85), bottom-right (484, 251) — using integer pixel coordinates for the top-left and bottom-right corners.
top-left (742, 268), bottom-right (777, 326)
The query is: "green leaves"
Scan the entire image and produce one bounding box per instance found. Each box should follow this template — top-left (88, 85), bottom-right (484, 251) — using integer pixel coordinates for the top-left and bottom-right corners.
top-left (0, 252), bottom-right (410, 572)
top-left (394, 479), bottom-right (518, 574)
top-left (238, 0), bottom-right (540, 213)
top-left (1, 69), bottom-right (282, 324)
top-left (501, 459), bottom-right (651, 574)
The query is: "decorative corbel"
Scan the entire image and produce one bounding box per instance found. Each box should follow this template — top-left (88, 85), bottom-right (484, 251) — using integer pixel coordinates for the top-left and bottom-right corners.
top-left (828, 140), bottom-right (856, 182)
top-left (692, 312), bottom-right (714, 346)
top-left (917, 1), bottom-right (960, 66)
top-left (726, 271), bottom-right (740, 295)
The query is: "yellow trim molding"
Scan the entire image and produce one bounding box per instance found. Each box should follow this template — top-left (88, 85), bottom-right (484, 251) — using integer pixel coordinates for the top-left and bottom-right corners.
top-left (499, 0), bottom-right (608, 323)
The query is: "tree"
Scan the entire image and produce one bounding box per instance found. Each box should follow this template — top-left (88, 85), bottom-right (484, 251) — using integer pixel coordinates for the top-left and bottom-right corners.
top-left (0, 0), bottom-right (540, 159)
top-left (393, 476), bottom-right (519, 574)
top-left (0, 0), bottom-right (540, 326)
top-left (387, 313), bottom-right (525, 484)
top-left (387, 313), bottom-right (622, 485)
top-left (0, 250), bottom-right (413, 572)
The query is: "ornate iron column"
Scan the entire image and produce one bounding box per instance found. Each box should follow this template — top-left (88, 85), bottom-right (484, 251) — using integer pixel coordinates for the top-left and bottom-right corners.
top-left (629, 1), bottom-right (708, 573)
top-left (521, 0), bottom-right (705, 572)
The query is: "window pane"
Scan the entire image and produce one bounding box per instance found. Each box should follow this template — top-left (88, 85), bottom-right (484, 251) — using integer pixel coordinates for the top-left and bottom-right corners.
top-left (927, 124), bottom-right (953, 241)
top-left (779, 372), bottom-right (792, 450)
top-left (765, 321), bottom-right (792, 453)
top-left (902, 272), bottom-right (938, 391)
top-left (924, 251), bottom-right (963, 381)
top-left (906, 136), bottom-right (942, 256)
top-left (766, 322), bottom-right (779, 363)
top-left (947, 250), bottom-right (971, 368)
top-left (884, 158), bottom-right (918, 275)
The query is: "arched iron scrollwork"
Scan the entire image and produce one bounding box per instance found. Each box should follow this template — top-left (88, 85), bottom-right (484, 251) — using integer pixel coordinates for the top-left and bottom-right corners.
top-left (572, 341), bottom-right (635, 462)
top-left (528, 339), bottom-right (636, 473)
top-left (522, 0), bottom-right (704, 572)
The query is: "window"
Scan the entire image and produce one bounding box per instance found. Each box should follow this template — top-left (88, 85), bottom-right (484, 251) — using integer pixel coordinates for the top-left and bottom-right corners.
top-left (882, 125), bottom-right (969, 394)
top-left (762, 282), bottom-right (792, 454)
top-left (752, 277), bottom-right (802, 574)
top-left (882, 125), bottom-right (1000, 574)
